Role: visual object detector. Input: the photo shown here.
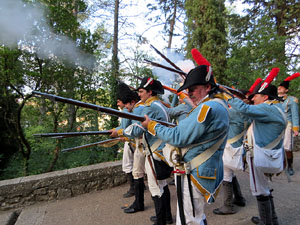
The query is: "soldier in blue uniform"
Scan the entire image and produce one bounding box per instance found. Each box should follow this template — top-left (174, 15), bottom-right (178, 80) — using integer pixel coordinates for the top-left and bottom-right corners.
top-left (110, 84), bottom-right (147, 215)
top-left (142, 65), bottom-right (230, 225)
top-left (113, 77), bottom-right (173, 225)
top-left (224, 83), bottom-right (286, 225)
top-left (278, 73), bottom-right (299, 176)
top-left (115, 83), bottom-right (135, 198)
top-left (213, 98), bottom-right (250, 215)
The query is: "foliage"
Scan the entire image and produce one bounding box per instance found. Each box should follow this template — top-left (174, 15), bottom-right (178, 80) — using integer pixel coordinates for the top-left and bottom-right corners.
top-left (185, 0), bottom-right (229, 84)
top-left (226, 0), bottom-right (300, 97)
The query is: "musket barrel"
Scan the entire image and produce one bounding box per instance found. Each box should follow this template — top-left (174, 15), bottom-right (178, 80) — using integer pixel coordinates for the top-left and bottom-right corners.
top-left (61, 138), bottom-right (122, 152)
top-left (34, 131), bottom-right (112, 138)
top-left (33, 91), bottom-right (176, 127)
top-left (150, 44), bottom-right (185, 74)
top-left (144, 59), bottom-right (186, 78)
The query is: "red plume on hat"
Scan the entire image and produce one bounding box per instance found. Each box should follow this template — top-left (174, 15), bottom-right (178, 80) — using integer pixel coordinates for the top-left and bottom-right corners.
top-left (190, 48), bottom-right (213, 82)
top-left (248, 78), bottom-right (262, 94)
top-left (284, 72), bottom-right (300, 81)
top-left (191, 48), bottom-right (211, 66)
top-left (258, 67), bottom-right (280, 93)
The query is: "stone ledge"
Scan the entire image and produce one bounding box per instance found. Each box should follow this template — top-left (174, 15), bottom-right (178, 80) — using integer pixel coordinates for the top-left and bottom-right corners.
top-left (0, 160), bottom-right (127, 211)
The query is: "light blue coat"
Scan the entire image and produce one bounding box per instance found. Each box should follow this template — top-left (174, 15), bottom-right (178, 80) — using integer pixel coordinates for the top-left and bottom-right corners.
top-left (282, 96), bottom-right (299, 132)
top-left (227, 107), bottom-right (251, 148)
top-left (149, 96), bottom-right (229, 203)
top-left (228, 98), bottom-right (286, 149)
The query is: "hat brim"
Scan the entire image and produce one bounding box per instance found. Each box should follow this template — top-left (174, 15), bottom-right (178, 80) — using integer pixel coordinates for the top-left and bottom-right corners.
top-left (248, 92), bottom-right (283, 101)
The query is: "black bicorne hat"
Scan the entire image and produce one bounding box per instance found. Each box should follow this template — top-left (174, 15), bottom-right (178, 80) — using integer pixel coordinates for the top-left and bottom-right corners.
top-left (250, 84), bottom-right (282, 101)
top-left (117, 82), bottom-right (139, 103)
top-left (279, 81), bottom-right (289, 89)
top-left (177, 65), bottom-right (215, 92)
top-left (136, 77), bottom-right (164, 94)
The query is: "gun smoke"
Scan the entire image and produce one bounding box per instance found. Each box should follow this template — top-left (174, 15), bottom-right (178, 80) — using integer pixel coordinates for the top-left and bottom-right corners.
top-left (0, 0), bottom-right (95, 69)
top-left (152, 49), bottom-right (195, 103)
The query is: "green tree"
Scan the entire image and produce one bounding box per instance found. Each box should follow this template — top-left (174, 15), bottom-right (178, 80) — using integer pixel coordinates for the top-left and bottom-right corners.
top-left (226, 0), bottom-right (300, 91)
top-left (185, 0), bottom-right (229, 84)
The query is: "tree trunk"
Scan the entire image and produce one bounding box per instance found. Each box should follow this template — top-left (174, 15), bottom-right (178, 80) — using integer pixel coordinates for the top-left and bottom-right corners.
top-left (168, 0), bottom-right (177, 48)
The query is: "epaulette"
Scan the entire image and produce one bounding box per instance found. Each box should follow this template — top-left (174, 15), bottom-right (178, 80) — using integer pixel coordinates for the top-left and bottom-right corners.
top-left (197, 104), bottom-right (211, 123)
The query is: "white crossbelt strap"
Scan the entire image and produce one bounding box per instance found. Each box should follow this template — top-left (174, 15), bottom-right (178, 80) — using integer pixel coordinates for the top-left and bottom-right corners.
top-left (227, 121), bottom-right (248, 145)
top-left (185, 135), bottom-right (226, 173)
top-left (150, 139), bottom-right (163, 152)
top-left (263, 105), bottom-right (286, 149)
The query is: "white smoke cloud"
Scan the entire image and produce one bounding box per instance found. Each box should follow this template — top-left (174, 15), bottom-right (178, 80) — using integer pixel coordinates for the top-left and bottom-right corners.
top-left (151, 48), bottom-right (195, 103)
top-left (0, 0), bottom-right (95, 69)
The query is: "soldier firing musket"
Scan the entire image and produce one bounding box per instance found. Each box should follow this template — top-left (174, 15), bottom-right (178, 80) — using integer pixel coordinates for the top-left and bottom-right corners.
top-left (141, 49), bottom-right (230, 225)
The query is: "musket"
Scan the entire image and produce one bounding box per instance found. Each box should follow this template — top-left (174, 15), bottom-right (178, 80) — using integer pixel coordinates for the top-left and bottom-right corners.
top-left (150, 44), bottom-right (185, 74)
top-left (61, 138), bottom-right (123, 152)
top-left (144, 59), bottom-right (186, 79)
top-left (34, 131), bottom-right (112, 138)
top-left (32, 91), bottom-right (176, 127)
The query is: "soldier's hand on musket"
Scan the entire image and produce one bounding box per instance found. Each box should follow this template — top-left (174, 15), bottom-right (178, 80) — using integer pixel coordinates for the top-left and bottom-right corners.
top-left (293, 130), bottom-right (299, 137)
top-left (109, 129), bottom-right (119, 137)
top-left (141, 115), bottom-right (151, 128)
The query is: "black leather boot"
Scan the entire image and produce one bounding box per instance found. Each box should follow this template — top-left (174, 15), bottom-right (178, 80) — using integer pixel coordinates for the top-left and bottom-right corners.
top-left (123, 172), bottom-right (135, 198)
top-left (150, 185), bottom-right (173, 224)
top-left (232, 176), bottom-right (246, 207)
top-left (251, 195), bottom-right (272, 225)
top-left (213, 181), bottom-right (236, 215)
top-left (152, 196), bottom-right (166, 225)
top-left (124, 177), bottom-right (144, 213)
top-left (269, 192), bottom-right (279, 225)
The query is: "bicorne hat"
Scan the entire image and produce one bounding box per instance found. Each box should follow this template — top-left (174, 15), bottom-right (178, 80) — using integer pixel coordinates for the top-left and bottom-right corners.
top-left (279, 72), bottom-right (300, 89)
top-left (117, 82), bottom-right (139, 104)
top-left (249, 68), bottom-right (281, 100)
top-left (177, 49), bottom-right (215, 92)
top-left (136, 77), bottom-right (164, 95)
top-left (177, 65), bottom-right (213, 92)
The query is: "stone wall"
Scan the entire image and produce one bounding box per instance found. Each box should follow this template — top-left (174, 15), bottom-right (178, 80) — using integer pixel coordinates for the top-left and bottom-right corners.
top-left (0, 160), bottom-right (127, 211)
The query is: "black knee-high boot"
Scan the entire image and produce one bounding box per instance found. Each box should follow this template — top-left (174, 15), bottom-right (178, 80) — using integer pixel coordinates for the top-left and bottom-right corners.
top-left (123, 172), bottom-right (135, 198)
top-left (269, 192), bottom-right (279, 225)
top-left (251, 195), bottom-right (272, 225)
top-left (232, 176), bottom-right (246, 206)
top-left (124, 177), bottom-right (144, 213)
top-left (163, 185), bottom-right (173, 223)
top-left (152, 196), bottom-right (166, 225)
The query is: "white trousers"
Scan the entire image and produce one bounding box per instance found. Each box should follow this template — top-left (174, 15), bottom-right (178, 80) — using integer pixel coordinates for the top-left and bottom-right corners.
top-left (283, 122), bottom-right (293, 151)
top-left (132, 143), bottom-right (145, 179)
top-left (122, 142), bottom-right (134, 174)
top-left (246, 152), bottom-right (271, 196)
top-left (145, 153), bottom-right (168, 197)
top-left (175, 175), bottom-right (206, 225)
top-left (223, 166), bottom-right (235, 182)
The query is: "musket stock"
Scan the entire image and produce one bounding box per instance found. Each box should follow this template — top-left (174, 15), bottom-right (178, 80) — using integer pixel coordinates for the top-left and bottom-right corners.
top-left (33, 91), bottom-right (176, 127)
top-left (34, 131), bottom-right (112, 138)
